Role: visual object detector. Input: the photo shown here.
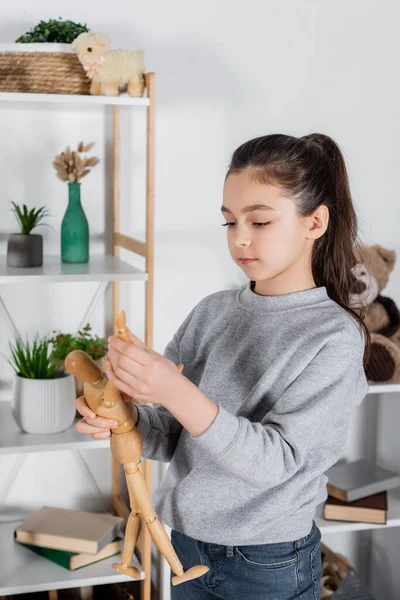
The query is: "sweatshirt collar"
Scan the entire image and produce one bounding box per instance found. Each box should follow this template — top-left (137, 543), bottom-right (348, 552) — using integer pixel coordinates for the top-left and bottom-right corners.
top-left (237, 281), bottom-right (329, 313)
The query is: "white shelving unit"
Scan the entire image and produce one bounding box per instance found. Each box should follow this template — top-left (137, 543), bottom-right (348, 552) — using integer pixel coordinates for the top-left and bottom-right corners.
top-left (0, 91), bottom-right (150, 106)
top-left (0, 393), bottom-right (144, 596)
top-left (0, 260), bottom-right (146, 596)
top-left (0, 255), bottom-right (148, 285)
top-left (0, 521), bottom-right (144, 597)
top-left (368, 383), bottom-right (400, 395)
top-left (315, 383), bottom-right (400, 536)
top-left (0, 400), bottom-right (110, 455)
top-left (0, 82), bottom-right (156, 600)
top-left (316, 488), bottom-right (400, 534)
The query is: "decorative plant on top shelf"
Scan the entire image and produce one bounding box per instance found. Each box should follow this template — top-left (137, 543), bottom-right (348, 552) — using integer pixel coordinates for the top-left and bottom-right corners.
top-left (16, 18), bottom-right (89, 43)
top-left (1, 18), bottom-right (92, 95)
top-left (6, 334), bottom-right (76, 434)
top-left (53, 141), bottom-right (100, 264)
top-left (7, 202), bottom-right (51, 268)
top-left (50, 323), bottom-right (107, 397)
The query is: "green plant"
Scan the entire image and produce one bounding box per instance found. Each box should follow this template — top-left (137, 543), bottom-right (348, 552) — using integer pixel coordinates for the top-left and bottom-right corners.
top-left (8, 336), bottom-right (60, 379)
top-left (10, 201), bottom-right (51, 235)
top-left (50, 324), bottom-right (107, 362)
top-left (16, 18), bottom-right (89, 43)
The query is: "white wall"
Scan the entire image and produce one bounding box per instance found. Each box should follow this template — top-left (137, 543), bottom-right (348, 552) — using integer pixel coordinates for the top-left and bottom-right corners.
top-left (1, 1), bottom-right (399, 598)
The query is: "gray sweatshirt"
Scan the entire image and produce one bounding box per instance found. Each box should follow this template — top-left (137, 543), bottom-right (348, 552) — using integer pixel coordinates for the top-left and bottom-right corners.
top-left (136, 283), bottom-right (368, 545)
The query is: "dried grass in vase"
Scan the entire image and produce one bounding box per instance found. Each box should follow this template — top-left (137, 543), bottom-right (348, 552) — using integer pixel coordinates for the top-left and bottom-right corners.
top-left (53, 141), bottom-right (100, 183)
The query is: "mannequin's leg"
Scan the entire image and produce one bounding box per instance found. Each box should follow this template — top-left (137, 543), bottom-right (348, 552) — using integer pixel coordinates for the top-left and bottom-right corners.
top-left (125, 461), bottom-right (209, 586)
top-left (112, 473), bottom-right (142, 579)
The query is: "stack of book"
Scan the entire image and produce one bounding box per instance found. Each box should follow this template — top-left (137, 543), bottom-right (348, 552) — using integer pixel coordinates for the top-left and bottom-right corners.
top-left (13, 505), bottom-right (124, 571)
top-left (323, 459), bottom-right (400, 525)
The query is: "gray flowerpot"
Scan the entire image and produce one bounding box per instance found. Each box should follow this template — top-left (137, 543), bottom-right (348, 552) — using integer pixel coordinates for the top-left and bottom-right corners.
top-left (7, 233), bottom-right (43, 268)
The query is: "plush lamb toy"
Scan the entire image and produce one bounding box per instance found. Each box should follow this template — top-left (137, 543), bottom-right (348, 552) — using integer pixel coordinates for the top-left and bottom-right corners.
top-left (350, 244), bottom-right (400, 384)
top-left (71, 32), bottom-right (145, 97)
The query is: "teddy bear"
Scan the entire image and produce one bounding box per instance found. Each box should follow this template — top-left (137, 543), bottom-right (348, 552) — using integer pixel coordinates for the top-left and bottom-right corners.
top-left (320, 542), bottom-right (353, 598)
top-left (71, 31), bottom-right (145, 97)
top-left (350, 244), bottom-right (400, 384)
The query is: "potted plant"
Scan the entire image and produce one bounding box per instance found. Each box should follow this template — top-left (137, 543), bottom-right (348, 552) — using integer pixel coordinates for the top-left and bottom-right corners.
top-left (7, 202), bottom-right (51, 268)
top-left (8, 335), bottom-right (76, 434)
top-left (16, 18), bottom-right (89, 43)
top-left (53, 141), bottom-right (99, 264)
top-left (0, 18), bottom-right (91, 96)
top-left (50, 323), bottom-right (107, 397)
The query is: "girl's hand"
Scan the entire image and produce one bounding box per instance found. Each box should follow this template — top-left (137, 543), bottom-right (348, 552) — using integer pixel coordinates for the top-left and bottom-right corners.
top-left (75, 393), bottom-right (138, 439)
top-left (106, 328), bottom-right (185, 407)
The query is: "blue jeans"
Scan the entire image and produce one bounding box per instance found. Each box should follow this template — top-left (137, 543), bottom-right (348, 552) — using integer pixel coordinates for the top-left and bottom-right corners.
top-left (170, 520), bottom-right (322, 600)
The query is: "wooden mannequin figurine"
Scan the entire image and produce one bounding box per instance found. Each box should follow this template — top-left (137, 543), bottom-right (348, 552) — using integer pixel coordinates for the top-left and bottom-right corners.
top-left (64, 310), bottom-right (208, 586)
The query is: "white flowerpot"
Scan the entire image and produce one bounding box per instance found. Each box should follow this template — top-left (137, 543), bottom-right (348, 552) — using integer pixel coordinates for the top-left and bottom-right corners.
top-left (11, 373), bottom-right (76, 434)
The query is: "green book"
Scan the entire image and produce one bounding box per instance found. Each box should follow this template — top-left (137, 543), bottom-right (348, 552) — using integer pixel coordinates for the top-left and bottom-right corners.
top-left (17, 537), bottom-right (122, 571)
top-left (14, 506), bottom-right (123, 554)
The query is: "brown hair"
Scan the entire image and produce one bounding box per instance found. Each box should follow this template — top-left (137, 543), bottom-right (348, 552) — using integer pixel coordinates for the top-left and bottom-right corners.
top-left (226, 133), bottom-right (370, 365)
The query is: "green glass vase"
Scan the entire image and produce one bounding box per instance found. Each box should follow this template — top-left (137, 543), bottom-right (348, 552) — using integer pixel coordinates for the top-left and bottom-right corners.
top-left (61, 182), bottom-right (89, 263)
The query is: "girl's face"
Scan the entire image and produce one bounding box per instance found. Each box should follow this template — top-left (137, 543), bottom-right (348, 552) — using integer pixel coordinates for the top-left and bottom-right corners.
top-left (222, 170), bottom-right (325, 293)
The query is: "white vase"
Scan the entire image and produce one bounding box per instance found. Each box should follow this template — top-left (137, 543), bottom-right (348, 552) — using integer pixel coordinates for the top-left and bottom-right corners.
top-left (11, 373), bottom-right (76, 434)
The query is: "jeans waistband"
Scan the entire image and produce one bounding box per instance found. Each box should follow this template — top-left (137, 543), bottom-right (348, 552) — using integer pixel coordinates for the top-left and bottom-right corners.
top-left (188, 519), bottom-right (318, 559)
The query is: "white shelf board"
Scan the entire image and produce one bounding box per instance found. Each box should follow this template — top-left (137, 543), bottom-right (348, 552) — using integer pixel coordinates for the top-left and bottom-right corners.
top-left (0, 521), bottom-right (144, 595)
top-left (0, 254), bottom-right (148, 284)
top-left (0, 402), bottom-right (109, 454)
top-left (316, 489), bottom-right (400, 534)
top-left (367, 383), bottom-right (400, 394)
top-left (0, 91), bottom-right (150, 106)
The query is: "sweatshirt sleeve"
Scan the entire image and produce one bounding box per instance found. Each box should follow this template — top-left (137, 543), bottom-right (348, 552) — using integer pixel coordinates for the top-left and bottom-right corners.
top-left (192, 342), bottom-right (369, 490)
top-left (135, 305), bottom-right (197, 463)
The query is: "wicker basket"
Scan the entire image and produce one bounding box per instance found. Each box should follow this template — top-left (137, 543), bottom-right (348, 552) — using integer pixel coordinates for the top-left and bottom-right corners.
top-left (0, 43), bottom-right (90, 95)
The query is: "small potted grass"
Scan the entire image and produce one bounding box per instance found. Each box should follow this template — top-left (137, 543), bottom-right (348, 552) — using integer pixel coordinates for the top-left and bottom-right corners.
top-left (8, 334), bottom-right (75, 434)
top-left (7, 202), bottom-right (51, 268)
